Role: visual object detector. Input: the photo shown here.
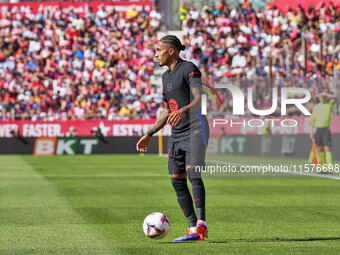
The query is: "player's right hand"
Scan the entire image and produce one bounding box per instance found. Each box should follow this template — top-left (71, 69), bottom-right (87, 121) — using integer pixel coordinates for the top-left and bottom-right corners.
top-left (310, 133), bottom-right (315, 141)
top-left (136, 134), bottom-right (152, 152)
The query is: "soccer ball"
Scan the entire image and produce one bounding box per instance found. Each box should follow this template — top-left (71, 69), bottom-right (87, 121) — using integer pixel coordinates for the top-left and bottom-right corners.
top-left (143, 212), bottom-right (170, 239)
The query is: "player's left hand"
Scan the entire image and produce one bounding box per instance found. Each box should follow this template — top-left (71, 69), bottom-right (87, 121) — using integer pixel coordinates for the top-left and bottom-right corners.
top-left (167, 109), bottom-right (185, 127)
top-left (136, 134), bottom-right (152, 152)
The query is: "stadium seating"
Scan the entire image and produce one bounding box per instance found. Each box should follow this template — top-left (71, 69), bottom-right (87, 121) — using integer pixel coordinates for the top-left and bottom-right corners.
top-left (0, 1), bottom-right (339, 120)
top-left (180, 1), bottom-right (339, 114)
top-left (0, 4), bottom-right (162, 120)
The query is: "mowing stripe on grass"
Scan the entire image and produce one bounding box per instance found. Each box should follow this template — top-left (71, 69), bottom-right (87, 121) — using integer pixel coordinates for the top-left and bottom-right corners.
top-left (0, 156), bottom-right (119, 254)
top-left (0, 174), bottom-right (168, 179)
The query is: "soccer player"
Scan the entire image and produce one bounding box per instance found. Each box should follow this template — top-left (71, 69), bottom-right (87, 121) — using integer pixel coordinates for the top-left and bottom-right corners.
top-left (310, 92), bottom-right (336, 172)
top-left (136, 35), bottom-right (209, 241)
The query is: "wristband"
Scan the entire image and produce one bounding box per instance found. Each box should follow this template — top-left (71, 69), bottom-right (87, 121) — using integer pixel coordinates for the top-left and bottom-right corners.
top-left (147, 129), bottom-right (155, 136)
top-left (181, 106), bottom-right (189, 114)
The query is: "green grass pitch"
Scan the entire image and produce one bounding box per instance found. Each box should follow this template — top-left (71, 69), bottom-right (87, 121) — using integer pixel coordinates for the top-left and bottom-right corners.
top-left (1, 154), bottom-right (340, 254)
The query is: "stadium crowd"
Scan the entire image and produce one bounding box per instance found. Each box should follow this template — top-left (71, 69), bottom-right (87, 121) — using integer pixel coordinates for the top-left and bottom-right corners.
top-left (181, 0), bottom-right (340, 79)
top-left (179, 0), bottom-right (340, 115)
top-left (0, 1), bottom-right (339, 120)
top-left (0, 4), bottom-right (163, 120)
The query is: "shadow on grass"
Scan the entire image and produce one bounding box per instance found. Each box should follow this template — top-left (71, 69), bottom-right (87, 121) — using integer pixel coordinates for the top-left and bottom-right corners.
top-left (161, 237), bottom-right (340, 244)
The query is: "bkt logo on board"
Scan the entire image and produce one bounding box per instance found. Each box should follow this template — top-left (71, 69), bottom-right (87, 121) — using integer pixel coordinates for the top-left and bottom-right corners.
top-left (34, 137), bottom-right (99, 155)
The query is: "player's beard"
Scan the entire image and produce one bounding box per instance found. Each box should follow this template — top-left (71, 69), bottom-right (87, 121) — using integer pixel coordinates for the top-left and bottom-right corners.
top-left (157, 60), bottom-right (166, 67)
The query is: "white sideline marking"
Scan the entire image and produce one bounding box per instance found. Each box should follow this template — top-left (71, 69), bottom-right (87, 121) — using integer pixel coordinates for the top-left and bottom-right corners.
top-left (0, 174), bottom-right (168, 179)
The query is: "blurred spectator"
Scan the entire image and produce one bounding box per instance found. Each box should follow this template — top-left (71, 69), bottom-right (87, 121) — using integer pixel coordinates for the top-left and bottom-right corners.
top-left (179, 2), bottom-right (188, 27)
top-left (126, 4), bottom-right (139, 20)
top-left (91, 126), bottom-right (108, 143)
top-left (66, 126), bottom-right (77, 137)
top-left (10, 126), bottom-right (28, 144)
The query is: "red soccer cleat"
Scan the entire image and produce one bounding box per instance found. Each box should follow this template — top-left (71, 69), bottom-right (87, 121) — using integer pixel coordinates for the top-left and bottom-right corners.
top-left (196, 220), bottom-right (208, 238)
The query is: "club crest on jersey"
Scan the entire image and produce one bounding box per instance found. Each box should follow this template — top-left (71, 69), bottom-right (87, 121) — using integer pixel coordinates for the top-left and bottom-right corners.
top-left (166, 83), bottom-right (173, 92)
top-left (169, 99), bottom-right (178, 112)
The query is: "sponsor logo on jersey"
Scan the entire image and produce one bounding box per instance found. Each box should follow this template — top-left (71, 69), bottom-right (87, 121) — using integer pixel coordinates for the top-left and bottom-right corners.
top-left (169, 99), bottom-right (178, 112)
